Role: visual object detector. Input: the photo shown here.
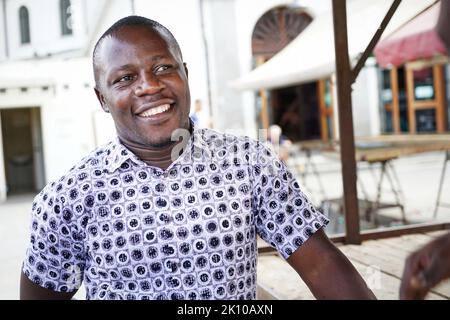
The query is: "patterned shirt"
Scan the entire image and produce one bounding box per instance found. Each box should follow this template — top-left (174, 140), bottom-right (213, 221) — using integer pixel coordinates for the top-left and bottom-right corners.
top-left (22, 126), bottom-right (329, 300)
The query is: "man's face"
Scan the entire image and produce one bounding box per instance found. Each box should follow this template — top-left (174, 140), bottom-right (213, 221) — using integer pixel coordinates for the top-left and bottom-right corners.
top-left (94, 26), bottom-right (191, 147)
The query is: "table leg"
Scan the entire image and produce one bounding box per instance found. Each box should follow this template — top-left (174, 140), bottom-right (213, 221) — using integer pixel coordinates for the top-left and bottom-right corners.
top-left (372, 161), bottom-right (387, 227)
top-left (434, 151), bottom-right (450, 219)
top-left (385, 161), bottom-right (407, 224)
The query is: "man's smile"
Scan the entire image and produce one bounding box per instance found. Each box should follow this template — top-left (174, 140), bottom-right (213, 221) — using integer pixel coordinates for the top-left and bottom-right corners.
top-left (135, 97), bottom-right (176, 122)
top-left (135, 101), bottom-right (176, 124)
top-left (138, 103), bottom-right (171, 117)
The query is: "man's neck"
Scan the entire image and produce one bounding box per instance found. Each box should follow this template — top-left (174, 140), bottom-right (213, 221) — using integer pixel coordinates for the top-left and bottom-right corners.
top-left (119, 123), bottom-right (193, 171)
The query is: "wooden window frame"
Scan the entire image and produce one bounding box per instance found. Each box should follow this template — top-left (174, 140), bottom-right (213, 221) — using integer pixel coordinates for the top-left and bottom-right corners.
top-left (406, 62), bottom-right (447, 133)
top-left (318, 78), bottom-right (335, 141)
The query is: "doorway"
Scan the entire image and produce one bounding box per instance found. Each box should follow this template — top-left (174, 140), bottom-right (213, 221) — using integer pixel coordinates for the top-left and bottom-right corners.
top-left (271, 82), bottom-right (321, 142)
top-left (381, 66), bottom-right (409, 133)
top-left (0, 107), bottom-right (45, 195)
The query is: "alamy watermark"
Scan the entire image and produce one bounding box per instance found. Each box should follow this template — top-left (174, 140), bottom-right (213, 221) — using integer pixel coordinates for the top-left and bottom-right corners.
top-left (169, 127), bottom-right (287, 176)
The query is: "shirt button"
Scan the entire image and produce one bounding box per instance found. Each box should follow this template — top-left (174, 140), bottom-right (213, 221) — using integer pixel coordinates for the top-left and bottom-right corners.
top-left (163, 172), bottom-right (169, 178)
top-left (177, 262), bottom-right (182, 267)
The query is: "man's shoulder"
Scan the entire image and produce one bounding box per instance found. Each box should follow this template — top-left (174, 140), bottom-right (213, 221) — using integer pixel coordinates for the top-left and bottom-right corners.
top-left (195, 127), bottom-right (263, 151)
top-left (61, 140), bottom-right (115, 176)
top-left (33, 141), bottom-right (116, 204)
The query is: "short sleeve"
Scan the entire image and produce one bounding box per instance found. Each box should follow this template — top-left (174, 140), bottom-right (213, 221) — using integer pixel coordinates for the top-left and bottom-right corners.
top-left (22, 184), bottom-right (87, 293)
top-left (251, 143), bottom-right (329, 259)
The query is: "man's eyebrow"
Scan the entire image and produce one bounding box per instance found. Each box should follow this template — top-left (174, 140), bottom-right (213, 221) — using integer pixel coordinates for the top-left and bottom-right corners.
top-left (110, 64), bottom-right (135, 74)
top-left (151, 55), bottom-right (166, 61)
top-left (110, 56), bottom-right (168, 73)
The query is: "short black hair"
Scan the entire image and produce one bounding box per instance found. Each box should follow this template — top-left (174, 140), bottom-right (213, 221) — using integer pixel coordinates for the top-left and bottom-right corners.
top-left (92, 15), bottom-right (182, 86)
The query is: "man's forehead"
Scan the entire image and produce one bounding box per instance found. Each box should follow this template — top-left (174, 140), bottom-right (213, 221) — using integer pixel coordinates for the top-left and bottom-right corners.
top-left (102, 27), bottom-right (169, 54)
top-left (97, 27), bottom-right (181, 66)
top-left (93, 24), bottom-right (183, 84)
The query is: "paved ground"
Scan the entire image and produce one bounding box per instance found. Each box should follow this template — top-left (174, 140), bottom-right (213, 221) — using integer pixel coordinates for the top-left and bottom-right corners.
top-left (1, 151), bottom-right (449, 299)
top-left (0, 194), bottom-right (86, 300)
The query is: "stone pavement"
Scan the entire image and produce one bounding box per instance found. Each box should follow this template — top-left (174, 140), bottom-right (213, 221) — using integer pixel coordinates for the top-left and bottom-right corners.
top-left (0, 194), bottom-right (86, 300)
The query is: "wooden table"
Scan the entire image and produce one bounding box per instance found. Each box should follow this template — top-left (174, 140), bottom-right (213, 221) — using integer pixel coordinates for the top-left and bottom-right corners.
top-left (295, 134), bottom-right (450, 225)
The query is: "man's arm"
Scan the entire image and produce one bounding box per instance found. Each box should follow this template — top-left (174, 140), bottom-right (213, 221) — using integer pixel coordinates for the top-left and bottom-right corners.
top-left (286, 229), bottom-right (376, 299)
top-left (400, 232), bottom-right (450, 300)
top-left (20, 272), bottom-right (76, 300)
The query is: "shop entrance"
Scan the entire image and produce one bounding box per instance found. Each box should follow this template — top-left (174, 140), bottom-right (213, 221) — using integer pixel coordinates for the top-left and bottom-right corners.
top-left (0, 107), bottom-right (45, 195)
top-left (271, 82), bottom-right (321, 142)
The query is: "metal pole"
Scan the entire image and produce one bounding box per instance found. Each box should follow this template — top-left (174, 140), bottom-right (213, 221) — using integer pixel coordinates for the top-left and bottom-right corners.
top-left (199, 0), bottom-right (214, 128)
top-left (332, 0), bottom-right (361, 244)
top-left (434, 151), bottom-right (450, 219)
top-left (130, 0), bottom-right (136, 15)
top-left (2, 0), bottom-right (9, 58)
top-left (351, 0), bottom-right (402, 83)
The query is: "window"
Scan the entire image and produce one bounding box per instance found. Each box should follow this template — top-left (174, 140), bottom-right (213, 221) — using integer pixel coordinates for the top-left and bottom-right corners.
top-left (60, 0), bottom-right (73, 35)
top-left (413, 67), bottom-right (435, 101)
top-left (252, 6), bottom-right (312, 60)
top-left (19, 6), bottom-right (30, 44)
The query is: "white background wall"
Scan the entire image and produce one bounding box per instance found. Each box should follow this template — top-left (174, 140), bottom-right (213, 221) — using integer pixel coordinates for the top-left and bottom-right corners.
top-left (0, 57), bottom-right (107, 183)
top-left (6, 0), bottom-right (88, 60)
top-left (0, 0), bottom-right (6, 60)
top-left (352, 57), bottom-right (381, 137)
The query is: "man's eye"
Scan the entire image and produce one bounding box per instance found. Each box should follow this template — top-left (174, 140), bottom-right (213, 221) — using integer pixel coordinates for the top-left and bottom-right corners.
top-left (116, 75), bottom-right (134, 83)
top-left (155, 65), bottom-right (172, 73)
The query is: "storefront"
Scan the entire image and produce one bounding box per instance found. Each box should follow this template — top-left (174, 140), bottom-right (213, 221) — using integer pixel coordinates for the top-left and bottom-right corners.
top-left (375, 2), bottom-right (449, 134)
top-left (232, 0), bottom-right (436, 142)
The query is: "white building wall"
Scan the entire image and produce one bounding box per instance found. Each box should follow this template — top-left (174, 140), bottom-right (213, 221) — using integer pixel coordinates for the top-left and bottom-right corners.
top-left (83, 0), bottom-right (108, 38)
top-left (86, 0), bottom-right (132, 46)
top-left (201, 0), bottom-right (244, 134)
top-left (0, 57), bottom-right (111, 184)
top-left (0, 112), bottom-right (6, 201)
top-left (6, 0), bottom-right (88, 60)
top-left (0, 0), bottom-right (6, 60)
top-left (351, 58), bottom-right (381, 137)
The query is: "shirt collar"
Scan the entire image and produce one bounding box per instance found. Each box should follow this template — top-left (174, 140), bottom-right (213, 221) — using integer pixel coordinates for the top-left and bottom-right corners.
top-left (104, 120), bottom-right (212, 173)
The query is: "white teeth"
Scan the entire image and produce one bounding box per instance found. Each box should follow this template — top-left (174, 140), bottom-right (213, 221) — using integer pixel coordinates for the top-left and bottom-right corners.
top-left (139, 104), bottom-right (171, 117)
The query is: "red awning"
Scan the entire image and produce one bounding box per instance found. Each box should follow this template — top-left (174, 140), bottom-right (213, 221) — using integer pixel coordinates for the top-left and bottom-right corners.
top-left (374, 2), bottom-right (447, 68)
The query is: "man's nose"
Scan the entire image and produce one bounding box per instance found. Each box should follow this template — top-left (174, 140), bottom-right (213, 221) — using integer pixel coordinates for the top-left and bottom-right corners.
top-left (134, 75), bottom-right (165, 96)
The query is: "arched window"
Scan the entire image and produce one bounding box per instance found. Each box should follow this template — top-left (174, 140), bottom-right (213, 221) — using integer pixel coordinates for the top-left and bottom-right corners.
top-left (60, 0), bottom-right (73, 35)
top-left (19, 6), bottom-right (30, 44)
top-left (252, 6), bottom-right (312, 61)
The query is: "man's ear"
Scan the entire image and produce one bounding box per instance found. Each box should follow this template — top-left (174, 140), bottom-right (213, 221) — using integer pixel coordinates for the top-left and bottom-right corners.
top-left (183, 62), bottom-right (189, 78)
top-left (94, 87), bottom-right (110, 113)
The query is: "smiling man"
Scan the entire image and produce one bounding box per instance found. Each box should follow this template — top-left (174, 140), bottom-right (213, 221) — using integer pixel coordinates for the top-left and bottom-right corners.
top-left (20, 16), bottom-right (375, 300)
